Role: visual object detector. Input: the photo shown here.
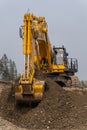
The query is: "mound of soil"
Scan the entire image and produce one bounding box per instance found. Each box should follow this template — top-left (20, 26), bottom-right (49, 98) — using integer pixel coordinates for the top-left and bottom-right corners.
top-left (0, 79), bottom-right (87, 130)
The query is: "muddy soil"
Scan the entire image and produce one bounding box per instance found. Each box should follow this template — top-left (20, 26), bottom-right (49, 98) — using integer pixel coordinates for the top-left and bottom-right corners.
top-left (0, 79), bottom-right (87, 130)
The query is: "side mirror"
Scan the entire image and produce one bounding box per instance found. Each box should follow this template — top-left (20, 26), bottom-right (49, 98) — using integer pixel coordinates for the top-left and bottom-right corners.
top-left (19, 27), bottom-right (23, 39)
top-left (66, 52), bottom-right (68, 56)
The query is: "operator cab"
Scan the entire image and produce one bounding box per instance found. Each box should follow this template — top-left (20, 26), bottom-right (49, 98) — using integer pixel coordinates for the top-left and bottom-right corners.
top-left (53, 45), bottom-right (68, 65)
top-left (53, 45), bottom-right (78, 73)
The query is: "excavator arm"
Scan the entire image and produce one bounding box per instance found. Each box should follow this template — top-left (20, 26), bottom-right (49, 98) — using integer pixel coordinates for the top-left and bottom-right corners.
top-left (15, 14), bottom-right (46, 103)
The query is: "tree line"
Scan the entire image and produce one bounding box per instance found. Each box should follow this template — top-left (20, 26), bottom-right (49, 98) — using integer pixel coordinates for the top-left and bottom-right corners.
top-left (0, 54), bottom-right (18, 81)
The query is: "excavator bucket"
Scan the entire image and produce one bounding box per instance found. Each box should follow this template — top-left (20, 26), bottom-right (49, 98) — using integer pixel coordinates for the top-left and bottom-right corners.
top-left (14, 79), bottom-right (45, 103)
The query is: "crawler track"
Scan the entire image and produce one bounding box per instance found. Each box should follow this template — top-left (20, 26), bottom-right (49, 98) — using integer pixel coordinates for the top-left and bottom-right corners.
top-left (70, 76), bottom-right (80, 86)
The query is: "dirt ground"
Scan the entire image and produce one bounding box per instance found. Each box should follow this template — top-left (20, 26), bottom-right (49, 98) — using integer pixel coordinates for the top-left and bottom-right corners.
top-left (0, 79), bottom-right (87, 130)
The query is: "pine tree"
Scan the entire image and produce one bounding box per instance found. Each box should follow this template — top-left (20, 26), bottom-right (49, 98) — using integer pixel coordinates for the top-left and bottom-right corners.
top-left (0, 54), bottom-right (18, 81)
top-left (0, 54), bottom-right (9, 80)
top-left (9, 59), bottom-right (17, 80)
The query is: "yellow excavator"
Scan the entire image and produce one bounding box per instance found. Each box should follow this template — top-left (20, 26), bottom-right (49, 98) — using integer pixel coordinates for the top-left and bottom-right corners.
top-left (14, 13), bottom-right (79, 103)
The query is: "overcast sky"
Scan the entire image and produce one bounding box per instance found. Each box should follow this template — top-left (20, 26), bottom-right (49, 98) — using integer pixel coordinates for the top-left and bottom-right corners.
top-left (0, 0), bottom-right (87, 80)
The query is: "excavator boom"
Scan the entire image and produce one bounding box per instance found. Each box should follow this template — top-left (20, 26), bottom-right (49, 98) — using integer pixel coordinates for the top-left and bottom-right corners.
top-left (15, 14), bottom-right (46, 103)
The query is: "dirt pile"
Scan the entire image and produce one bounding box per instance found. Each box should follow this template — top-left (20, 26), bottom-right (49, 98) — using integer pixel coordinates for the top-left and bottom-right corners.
top-left (0, 79), bottom-right (87, 130)
top-left (0, 78), bottom-right (75, 130)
